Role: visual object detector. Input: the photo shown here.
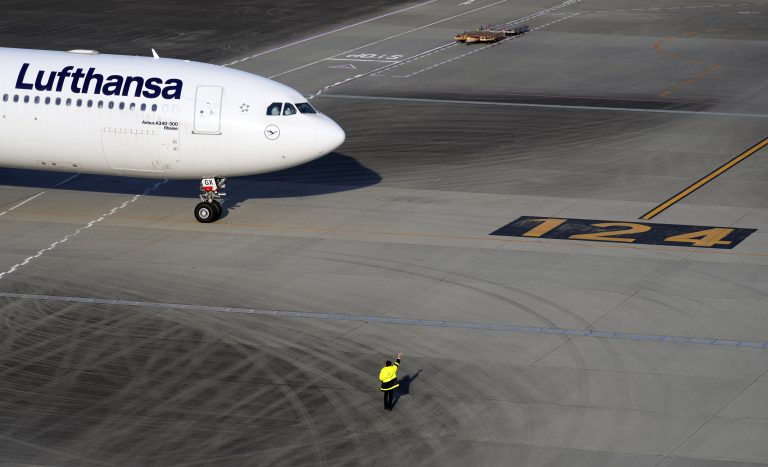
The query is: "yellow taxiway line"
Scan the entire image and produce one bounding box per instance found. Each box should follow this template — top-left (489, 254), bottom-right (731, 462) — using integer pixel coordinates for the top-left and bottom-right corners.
top-left (641, 137), bottom-right (768, 220)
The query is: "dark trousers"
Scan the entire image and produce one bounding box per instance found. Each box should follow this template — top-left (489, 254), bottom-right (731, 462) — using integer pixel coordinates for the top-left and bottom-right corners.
top-left (383, 389), bottom-right (395, 410)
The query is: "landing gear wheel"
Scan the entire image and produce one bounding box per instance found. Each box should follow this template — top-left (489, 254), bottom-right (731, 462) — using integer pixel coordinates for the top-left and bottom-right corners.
top-left (195, 177), bottom-right (226, 223)
top-left (194, 202), bottom-right (219, 223)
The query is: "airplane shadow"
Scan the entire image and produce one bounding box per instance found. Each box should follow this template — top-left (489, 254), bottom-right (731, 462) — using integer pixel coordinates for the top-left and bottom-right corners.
top-left (0, 152), bottom-right (381, 211)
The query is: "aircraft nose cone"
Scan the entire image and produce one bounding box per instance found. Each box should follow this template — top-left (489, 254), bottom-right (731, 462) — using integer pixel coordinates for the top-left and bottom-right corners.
top-left (317, 116), bottom-right (345, 155)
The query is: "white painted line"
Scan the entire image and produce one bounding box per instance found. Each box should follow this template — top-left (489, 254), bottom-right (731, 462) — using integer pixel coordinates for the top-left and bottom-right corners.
top-left (326, 58), bottom-right (401, 63)
top-left (0, 173), bottom-right (80, 218)
top-left (319, 94), bottom-right (768, 118)
top-left (308, 43), bottom-right (458, 98)
top-left (373, 42), bottom-right (457, 76)
top-left (222, 0), bottom-right (438, 66)
top-left (404, 42), bottom-right (457, 59)
top-left (0, 192), bottom-right (45, 217)
top-left (401, 12), bottom-right (581, 79)
top-left (587, 5), bottom-right (751, 12)
top-left (306, 0), bottom-right (583, 90)
top-left (0, 179), bottom-right (168, 281)
top-left (269, 0), bottom-right (544, 79)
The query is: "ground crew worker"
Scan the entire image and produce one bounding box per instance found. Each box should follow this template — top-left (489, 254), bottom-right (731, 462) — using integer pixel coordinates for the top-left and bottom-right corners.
top-left (379, 352), bottom-right (402, 411)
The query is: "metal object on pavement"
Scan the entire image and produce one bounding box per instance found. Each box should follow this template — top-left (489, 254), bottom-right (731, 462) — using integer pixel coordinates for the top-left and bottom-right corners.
top-left (454, 24), bottom-right (530, 43)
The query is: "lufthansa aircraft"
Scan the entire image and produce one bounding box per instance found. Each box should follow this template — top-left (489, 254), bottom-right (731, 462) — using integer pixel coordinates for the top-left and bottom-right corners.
top-left (0, 47), bottom-right (345, 222)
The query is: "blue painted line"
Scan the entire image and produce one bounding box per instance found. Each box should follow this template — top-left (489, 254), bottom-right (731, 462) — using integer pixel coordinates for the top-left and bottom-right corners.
top-left (661, 336), bottom-right (690, 344)
top-left (1, 292), bottom-right (767, 351)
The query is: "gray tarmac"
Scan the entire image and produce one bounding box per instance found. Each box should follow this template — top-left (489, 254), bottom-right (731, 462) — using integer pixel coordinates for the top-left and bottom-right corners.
top-left (1, 0), bottom-right (768, 465)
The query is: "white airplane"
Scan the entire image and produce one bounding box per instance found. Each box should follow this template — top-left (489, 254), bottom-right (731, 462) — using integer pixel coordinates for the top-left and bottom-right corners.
top-left (0, 47), bottom-right (345, 222)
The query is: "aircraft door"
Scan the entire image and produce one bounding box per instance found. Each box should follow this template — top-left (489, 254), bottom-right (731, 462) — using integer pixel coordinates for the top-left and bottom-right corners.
top-left (193, 86), bottom-right (223, 135)
top-left (102, 128), bottom-right (164, 173)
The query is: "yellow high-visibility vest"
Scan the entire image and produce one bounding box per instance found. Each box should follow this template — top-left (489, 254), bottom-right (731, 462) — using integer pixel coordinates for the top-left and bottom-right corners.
top-left (379, 361), bottom-right (400, 391)
top-left (379, 365), bottom-right (397, 383)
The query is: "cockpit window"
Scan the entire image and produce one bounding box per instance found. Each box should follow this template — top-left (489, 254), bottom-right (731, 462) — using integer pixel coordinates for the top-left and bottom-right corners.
top-left (296, 102), bottom-right (316, 114)
top-left (266, 102), bottom-right (282, 116)
top-left (283, 103), bottom-right (297, 116)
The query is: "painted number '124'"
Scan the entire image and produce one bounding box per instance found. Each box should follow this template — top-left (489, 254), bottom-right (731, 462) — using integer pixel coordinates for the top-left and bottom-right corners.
top-left (522, 218), bottom-right (734, 247)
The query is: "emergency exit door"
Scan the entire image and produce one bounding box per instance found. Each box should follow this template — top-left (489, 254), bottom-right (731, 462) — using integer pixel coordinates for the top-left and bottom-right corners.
top-left (193, 86), bottom-right (223, 135)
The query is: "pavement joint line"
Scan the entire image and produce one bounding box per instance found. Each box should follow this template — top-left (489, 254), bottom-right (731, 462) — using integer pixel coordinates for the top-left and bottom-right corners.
top-left (220, 0), bottom-right (439, 66)
top-left (0, 179), bottom-right (167, 281)
top-left (2, 292), bottom-right (768, 350)
top-left (656, 354), bottom-right (768, 466)
top-left (640, 137), bottom-right (768, 220)
top-left (319, 93), bottom-right (768, 118)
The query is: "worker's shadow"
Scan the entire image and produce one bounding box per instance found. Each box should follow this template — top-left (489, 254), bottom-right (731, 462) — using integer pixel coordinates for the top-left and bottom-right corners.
top-left (392, 369), bottom-right (422, 409)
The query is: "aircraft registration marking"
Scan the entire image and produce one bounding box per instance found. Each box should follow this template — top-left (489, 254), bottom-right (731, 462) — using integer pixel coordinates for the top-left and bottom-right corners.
top-left (490, 216), bottom-right (756, 249)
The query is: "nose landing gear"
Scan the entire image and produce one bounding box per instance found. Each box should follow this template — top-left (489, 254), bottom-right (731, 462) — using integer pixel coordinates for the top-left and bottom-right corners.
top-left (195, 177), bottom-right (226, 223)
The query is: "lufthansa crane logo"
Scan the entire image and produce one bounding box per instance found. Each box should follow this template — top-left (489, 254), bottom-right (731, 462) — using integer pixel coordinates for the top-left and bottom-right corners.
top-left (264, 124), bottom-right (280, 140)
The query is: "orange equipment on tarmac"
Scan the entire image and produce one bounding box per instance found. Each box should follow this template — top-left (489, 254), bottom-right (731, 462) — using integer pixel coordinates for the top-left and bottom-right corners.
top-left (454, 24), bottom-right (530, 44)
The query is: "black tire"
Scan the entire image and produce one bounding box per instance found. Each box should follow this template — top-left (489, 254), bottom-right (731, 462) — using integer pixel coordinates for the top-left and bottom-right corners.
top-left (194, 202), bottom-right (218, 223)
top-left (211, 200), bottom-right (223, 220)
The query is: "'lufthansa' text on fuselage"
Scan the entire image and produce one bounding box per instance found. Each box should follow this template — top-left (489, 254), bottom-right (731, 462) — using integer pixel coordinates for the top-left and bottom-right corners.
top-left (15, 63), bottom-right (183, 99)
